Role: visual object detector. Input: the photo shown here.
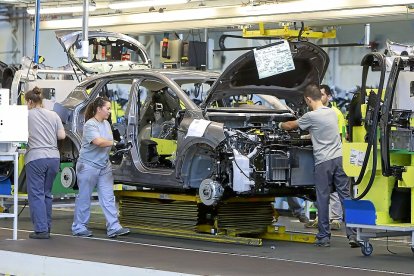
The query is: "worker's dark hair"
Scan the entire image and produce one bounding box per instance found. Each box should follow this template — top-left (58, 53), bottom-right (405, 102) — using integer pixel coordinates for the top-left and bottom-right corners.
top-left (25, 86), bottom-right (43, 104)
top-left (84, 96), bottom-right (110, 121)
top-left (304, 84), bottom-right (322, 101)
top-left (320, 84), bottom-right (332, 96)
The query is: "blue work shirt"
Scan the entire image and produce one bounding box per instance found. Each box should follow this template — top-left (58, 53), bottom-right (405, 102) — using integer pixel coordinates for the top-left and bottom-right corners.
top-left (78, 118), bottom-right (113, 168)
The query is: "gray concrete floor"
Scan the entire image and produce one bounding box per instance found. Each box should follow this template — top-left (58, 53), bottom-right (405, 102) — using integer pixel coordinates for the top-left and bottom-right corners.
top-left (0, 200), bottom-right (414, 275)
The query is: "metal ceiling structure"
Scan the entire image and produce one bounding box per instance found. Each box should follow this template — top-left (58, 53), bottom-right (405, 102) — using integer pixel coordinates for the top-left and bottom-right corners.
top-left (0, 0), bottom-right (414, 34)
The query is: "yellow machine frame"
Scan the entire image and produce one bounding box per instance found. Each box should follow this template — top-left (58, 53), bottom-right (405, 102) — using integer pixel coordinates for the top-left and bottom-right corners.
top-left (242, 23), bottom-right (336, 39)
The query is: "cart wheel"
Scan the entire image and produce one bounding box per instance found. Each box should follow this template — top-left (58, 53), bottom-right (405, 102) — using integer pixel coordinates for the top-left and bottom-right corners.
top-left (361, 243), bottom-right (373, 256)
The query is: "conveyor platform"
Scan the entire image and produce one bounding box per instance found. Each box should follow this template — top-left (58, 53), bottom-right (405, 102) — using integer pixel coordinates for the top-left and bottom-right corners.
top-left (116, 190), bottom-right (315, 245)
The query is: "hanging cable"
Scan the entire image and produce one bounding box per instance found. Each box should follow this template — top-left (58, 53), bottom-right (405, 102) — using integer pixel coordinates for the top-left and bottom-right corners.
top-left (351, 53), bottom-right (386, 200)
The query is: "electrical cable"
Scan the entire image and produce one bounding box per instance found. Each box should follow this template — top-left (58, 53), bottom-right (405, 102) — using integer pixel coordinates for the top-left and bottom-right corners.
top-left (18, 201), bottom-right (27, 217)
top-left (386, 232), bottom-right (397, 255)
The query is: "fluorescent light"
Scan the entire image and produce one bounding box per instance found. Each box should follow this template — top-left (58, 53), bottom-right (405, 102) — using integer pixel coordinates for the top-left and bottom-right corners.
top-left (109, 0), bottom-right (189, 10)
top-left (27, 5), bottom-right (96, 15)
top-left (238, 0), bottom-right (414, 15)
top-left (39, 1), bottom-right (414, 32)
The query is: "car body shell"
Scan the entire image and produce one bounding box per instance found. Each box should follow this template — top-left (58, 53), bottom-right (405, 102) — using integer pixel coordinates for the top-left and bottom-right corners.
top-left (55, 41), bottom-right (329, 201)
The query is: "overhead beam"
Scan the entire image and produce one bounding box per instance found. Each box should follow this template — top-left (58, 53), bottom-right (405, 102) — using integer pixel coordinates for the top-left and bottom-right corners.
top-left (38, 1), bottom-right (414, 33)
top-left (37, 6), bottom-right (413, 35)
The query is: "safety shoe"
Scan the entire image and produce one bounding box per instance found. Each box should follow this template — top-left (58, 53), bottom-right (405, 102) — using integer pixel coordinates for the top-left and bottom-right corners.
top-left (330, 219), bottom-right (342, 230)
top-left (297, 214), bottom-right (310, 223)
top-left (314, 236), bottom-right (330, 247)
top-left (348, 235), bottom-right (360, 248)
top-left (108, 227), bottom-right (130, 238)
top-left (29, 231), bottom-right (50, 239)
top-left (304, 218), bottom-right (318, 228)
top-left (73, 230), bottom-right (93, 237)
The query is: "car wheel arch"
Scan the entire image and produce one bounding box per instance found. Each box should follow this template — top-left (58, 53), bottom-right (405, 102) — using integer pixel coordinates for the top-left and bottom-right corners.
top-left (176, 139), bottom-right (218, 188)
top-left (59, 131), bottom-right (81, 162)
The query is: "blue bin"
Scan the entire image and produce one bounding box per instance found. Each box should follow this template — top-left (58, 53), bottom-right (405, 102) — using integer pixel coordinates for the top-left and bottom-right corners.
top-left (344, 199), bottom-right (376, 225)
top-left (0, 178), bottom-right (11, 195)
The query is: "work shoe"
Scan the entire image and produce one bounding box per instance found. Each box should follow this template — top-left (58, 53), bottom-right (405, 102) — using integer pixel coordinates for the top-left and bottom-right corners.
top-left (29, 231), bottom-right (50, 239)
top-left (348, 235), bottom-right (360, 248)
top-left (296, 214), bottom-right (310, 223)
top-left (108, 227), bottom-right (130, 238)
top-left (305, 218), bottom-right (318, 228)
top-left (314, 236), bottom-right (330, 247)
top-left (73, 230), bottom-right (93, 237)
top-left (330, 219), bottom-right (342, 230)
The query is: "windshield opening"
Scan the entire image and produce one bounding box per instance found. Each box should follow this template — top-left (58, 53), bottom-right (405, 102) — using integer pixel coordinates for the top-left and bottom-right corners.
top-left (68, 37), bottom-right (147, 64)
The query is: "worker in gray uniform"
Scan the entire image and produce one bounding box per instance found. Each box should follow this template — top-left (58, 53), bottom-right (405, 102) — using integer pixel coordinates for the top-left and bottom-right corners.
top-left (25, 87), bottom-right (66, 239)
top-left (305, 85), bottom-right (344, 230)
top-left (72, 96), bottom-right (130, 238)
top-left (278, 84), bottom-right (358, 247)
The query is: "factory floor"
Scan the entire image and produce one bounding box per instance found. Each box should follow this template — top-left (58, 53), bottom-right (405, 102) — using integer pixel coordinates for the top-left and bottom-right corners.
top-left (0, 200), bottom-right (413, 276)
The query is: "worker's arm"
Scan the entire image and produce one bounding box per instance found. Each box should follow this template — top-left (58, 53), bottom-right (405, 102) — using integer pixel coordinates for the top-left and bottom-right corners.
top-left (91, 137), bottom-right (113, 148)
top-left (57, 129), bottom-right (66, 140)
top-left (84, 121), bottom-right (113, 148)
top-left (279, 120), bottom-right (299, 131)
top-left (56, 116), bottom-right (66, 140)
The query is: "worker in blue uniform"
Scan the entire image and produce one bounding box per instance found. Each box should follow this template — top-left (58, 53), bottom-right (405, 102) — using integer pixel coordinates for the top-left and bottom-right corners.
top-left (72, 96), bottom-right (130, 238)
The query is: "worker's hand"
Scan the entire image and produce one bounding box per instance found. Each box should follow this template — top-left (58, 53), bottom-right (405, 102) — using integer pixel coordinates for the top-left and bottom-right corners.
top-left (300, 134), bottom-right (311, 139)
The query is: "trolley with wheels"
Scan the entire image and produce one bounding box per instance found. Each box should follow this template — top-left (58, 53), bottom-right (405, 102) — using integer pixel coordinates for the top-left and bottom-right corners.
top-left (347, 223), bottom-right (414, 256)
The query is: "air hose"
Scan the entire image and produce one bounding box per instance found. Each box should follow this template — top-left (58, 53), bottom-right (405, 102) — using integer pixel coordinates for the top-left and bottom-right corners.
top-left (379, 57), bottom-right (404, 176)
top-left (351, 53), bottom-right (386, 200)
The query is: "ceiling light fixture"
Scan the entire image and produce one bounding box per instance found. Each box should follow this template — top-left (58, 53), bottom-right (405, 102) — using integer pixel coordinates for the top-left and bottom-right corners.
top-left (27, 4), bottom-right (96, 15)
top-left (238, 0), bottom-right (414, 15)
top-left (39, 0), bottom-right (414, 33)
top-left (109, 0), bottom-right (189, 10)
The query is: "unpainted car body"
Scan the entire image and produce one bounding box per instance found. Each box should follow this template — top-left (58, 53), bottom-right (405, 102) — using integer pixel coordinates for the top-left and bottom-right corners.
top-left (8, 31), bottom-right (151, 105)
top-left (56, 41), bottom-right (329, 205)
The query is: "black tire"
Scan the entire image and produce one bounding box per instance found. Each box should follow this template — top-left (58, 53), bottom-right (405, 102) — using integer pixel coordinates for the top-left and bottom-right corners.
top-left (361, 243), bottom-right (373, 256)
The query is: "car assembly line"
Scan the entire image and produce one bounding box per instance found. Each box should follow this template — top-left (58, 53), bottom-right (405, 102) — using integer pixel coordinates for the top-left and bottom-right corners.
top-left (2, 1), bottom-right (414, 275)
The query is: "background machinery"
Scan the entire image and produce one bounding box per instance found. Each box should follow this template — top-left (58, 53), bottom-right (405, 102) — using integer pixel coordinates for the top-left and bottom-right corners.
top-left (343, 44), bottom-right (414, 256)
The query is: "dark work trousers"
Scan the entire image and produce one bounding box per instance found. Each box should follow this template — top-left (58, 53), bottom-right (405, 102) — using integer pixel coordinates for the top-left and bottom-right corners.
top-left (26, 158), bottom-right (60, 233)
top-left (287, 197), bottom-right (305, 217)
top-left (314, 156), bottom-right (356, 240)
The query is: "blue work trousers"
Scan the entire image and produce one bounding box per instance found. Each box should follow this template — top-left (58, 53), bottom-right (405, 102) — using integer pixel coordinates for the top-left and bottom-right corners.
top-left (26, 158), bottom-right (60, 233)
top-left (72, 161), bottom-right (122, 236)
top-left (314, 157), bottom-right (356, 240)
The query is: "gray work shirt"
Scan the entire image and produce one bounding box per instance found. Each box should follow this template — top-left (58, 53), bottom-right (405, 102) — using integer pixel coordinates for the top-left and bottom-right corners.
top-left (25, 108), bottom-right (64, 164)
top-left (298, 106), bottom-right (342, 165)
top-left (78, 118), bottom-right (113, 168)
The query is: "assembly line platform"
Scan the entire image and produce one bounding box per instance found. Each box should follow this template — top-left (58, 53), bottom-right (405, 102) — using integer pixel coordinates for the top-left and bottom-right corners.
top-left (1, 204), bottom-right (414, 275)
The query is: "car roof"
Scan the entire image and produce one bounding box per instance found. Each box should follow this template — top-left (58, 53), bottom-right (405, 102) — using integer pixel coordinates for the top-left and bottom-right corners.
top-left (77, 69), bottom-right (220, 86)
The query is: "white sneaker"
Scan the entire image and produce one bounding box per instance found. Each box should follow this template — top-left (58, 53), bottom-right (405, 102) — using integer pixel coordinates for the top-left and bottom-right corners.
top-left (330, 219), bottom-right (342, 230)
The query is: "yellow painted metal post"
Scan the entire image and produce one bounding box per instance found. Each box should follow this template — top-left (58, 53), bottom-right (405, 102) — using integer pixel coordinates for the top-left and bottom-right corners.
top-left (259, 22), bottom-right (265, 36)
